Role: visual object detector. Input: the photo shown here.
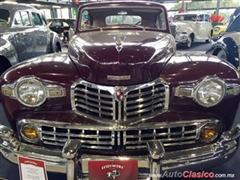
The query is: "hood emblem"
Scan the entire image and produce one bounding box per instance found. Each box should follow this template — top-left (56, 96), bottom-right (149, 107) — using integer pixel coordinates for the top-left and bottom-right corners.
top-left (116, 90), bottom-right (124, 101)
top-left (115, 86), bottom-right (126, 102)
top-left (113, 35), bottom-right (126, 52)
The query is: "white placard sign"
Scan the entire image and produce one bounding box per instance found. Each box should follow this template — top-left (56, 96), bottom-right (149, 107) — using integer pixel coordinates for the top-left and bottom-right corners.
top-left (18, 156), bottom-right (48, 180)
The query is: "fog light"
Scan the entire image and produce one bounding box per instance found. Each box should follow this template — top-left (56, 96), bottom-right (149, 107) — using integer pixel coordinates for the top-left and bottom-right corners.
top-left (200, 125), bottom-right (218, 142)
top-left (22, 125), bottom-right (38, 139)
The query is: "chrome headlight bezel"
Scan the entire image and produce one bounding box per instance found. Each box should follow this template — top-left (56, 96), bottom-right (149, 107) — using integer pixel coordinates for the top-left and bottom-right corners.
top-left (15, 77), bottom-right (47, 107)
top-left (199, 121), bottom-right (222, 143)
top-left (194, 77), bottom-right (226, 107)
top-left (175, 25), bottom-right (181, 32)
top-left (20, 123), bottom-right (40, 143)
top-left (175, 76), bottom-right (229, 108)
top-left (1, 76), bottom-right (66, 107)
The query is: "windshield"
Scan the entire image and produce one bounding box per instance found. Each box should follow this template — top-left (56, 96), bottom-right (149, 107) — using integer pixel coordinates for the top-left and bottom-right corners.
top-left (0, 9), bottom-right (10, 25)
top-left (79, 6), bottom-right (166, 31)
top-left (173, 14), bottom-right (197, 22)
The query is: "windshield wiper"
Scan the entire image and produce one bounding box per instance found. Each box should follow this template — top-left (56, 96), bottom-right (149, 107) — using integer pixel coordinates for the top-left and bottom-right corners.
top-left (121, 24), bottom-right (145, 30)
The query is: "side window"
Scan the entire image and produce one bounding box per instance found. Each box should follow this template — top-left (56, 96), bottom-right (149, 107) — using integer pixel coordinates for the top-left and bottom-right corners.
top-left (31, 12), bottom-right (43, 26)
top-left (205, 14), bottom-right (210, 22)
top-left (63, 22), bottom-right (69, 27)
top-left (20, 11), bottom-right (31, 26)
top-left (51, 20), bottom-right (62, 27)
top-left (14, 12), bottom-right (22, 26)
top-left (41, 14), bottom-right (47, 25)
top-left (198, 15), bottom-right (204, 21)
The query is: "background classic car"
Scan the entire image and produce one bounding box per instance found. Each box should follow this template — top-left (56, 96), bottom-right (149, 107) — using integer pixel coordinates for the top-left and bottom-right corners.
top-left (211, 20), bottom-right (228, 41)
top-left (47, 18), bottom-right (76, 46)
top-left (0, 2), bottom-right (62, 74)
top-left (171, 12), bottom-right (213, 48)
top-left (0, 1), bottom-right (240, 180)
top-left (206, 12), bottom-right (240, 69)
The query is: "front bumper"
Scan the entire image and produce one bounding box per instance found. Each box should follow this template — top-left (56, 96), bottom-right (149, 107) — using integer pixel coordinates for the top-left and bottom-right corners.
top-left (0, 124), bottom-right (240, 180)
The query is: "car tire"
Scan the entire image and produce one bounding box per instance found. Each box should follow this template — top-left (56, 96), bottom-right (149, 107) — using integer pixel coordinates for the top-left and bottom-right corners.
top-left (205, 36), bottom-right (211, 43)
top-left (217, 49), bottom-right (227, 60)
top-left (0, 66), bottom-right (5, 75)
top-left (206, 32), bottom-right (212, 43)
top-left (55, 45), bottom-right (60, 53)
top-left (186, 36), bottom-right (192, 48)
top-left (53, 43), bottom-right (61, 53)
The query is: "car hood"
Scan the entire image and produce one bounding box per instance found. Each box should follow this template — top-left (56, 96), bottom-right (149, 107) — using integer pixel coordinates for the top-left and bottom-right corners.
top-left (68, 30), bottom-right (175, 86)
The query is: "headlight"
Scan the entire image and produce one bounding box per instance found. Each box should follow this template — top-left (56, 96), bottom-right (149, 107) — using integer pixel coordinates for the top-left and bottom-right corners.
top-left (15, 78), bottom-right (46, 107)
top-left (2, 76), bottom-right (66, 107)
top-left (175, 77), bottom-right (227, 107)
top-left (214, 27), bottom-right (220, 32)
top-left (175, 25), bottom-right (181, 32)
top-left (195, 78), bottom-right (226, 107)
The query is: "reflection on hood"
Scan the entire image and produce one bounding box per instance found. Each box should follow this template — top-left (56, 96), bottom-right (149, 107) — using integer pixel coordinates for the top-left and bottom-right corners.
top-left (68, 30), bottom-right (175, 85)
top-left (226, 13), bottom-right (240, 33)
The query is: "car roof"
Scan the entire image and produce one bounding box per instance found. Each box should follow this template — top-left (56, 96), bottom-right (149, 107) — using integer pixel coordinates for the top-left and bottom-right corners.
top-left (175, 12), bottom-right (208, 15)
top-left (0, 2), bottom-right (36, 11)
top-left (79, 0), bottom-right (165, 9)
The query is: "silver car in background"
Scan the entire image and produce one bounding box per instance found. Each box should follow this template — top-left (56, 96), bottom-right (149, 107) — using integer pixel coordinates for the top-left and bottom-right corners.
top-left (0, 2), bottom-right (62, 74)
top-left (170, 12), bottom-right (213, 48)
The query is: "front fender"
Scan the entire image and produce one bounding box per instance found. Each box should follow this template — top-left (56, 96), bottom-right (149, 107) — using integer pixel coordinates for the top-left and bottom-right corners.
top-left (1, 53), bottom-right (78, 85)
top-left (0, 53), bottom-right (80, 130)
top-left (185, 27), bottom-right (194, 36)
top-left (0, 38), bottom-right (18, 66)
top-left (161, 51), bottom-right (239, 82)
top-left (206, 37), bottom-right (239, 68)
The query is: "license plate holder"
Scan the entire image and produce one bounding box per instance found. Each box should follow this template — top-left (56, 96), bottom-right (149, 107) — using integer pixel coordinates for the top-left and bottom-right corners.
top-left (88, 160), bottom-right (138, 180)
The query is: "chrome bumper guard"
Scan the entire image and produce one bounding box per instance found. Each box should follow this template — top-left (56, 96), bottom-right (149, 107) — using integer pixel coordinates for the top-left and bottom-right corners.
top-left (0, 124), bottom-right (240, 180)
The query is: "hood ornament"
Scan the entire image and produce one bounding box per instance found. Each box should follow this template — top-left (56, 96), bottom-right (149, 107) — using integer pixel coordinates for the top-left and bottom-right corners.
top-left (113, 35), bottom-right (126, 52)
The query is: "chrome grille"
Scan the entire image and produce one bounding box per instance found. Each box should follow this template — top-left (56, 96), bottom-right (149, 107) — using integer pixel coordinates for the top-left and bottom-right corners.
top-left (39, 123), bottom-right (198, 151)
top-left (72, 78), bottom-right (169, 121)
top-left (74, 85), bottom-right (113, 120)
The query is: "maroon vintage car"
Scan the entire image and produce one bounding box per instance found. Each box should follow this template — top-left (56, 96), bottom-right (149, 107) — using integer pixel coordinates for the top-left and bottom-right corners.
top-left (0, 1), bottom-right (240, 180)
